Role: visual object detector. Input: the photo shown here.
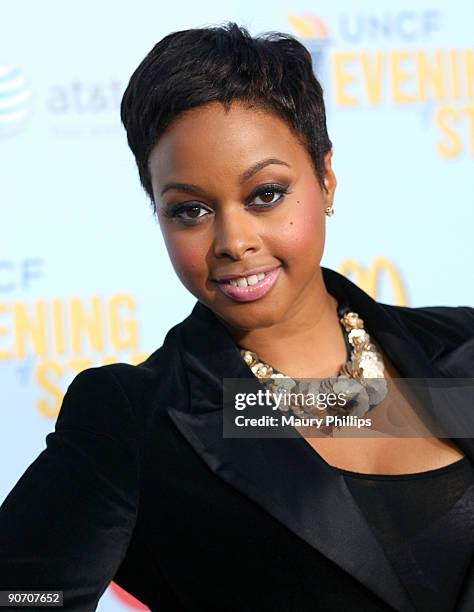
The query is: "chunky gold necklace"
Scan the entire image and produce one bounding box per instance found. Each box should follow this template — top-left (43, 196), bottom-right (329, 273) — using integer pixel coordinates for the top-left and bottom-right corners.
top-left (239, 310), bottom-right (388, 419)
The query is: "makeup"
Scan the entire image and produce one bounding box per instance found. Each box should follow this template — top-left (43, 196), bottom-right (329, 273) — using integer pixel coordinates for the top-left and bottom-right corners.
top-left (215, 266), bottom-right (281, 302)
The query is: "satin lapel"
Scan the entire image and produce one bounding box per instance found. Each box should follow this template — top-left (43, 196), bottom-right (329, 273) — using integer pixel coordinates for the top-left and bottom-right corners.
top-left (168, 406), bottom-right (414, 611)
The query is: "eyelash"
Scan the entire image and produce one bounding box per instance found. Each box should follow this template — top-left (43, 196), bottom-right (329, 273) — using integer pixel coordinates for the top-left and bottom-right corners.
top-left (165, 183), bottom-right (292, 224)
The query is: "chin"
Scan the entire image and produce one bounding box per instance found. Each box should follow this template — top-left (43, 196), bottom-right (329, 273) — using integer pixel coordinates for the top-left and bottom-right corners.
top-left (211, 298), bottom-right (286, 331)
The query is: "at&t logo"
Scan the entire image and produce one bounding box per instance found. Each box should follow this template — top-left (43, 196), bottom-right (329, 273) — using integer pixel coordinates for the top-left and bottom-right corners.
top-left (0, 63), bottom-right (34, 137)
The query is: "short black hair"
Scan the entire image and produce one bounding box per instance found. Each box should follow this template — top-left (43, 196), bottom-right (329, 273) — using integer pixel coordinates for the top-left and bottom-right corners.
top-left (120, 21), bottom-right (332, 212)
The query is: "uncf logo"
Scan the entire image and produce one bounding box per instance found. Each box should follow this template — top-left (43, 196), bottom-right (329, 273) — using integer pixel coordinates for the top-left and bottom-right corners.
top-left (286, 14), bottom-right (331, 40)
top-left (285, 14), bottom-right (333, 89)
top-left (338, 256), bottom-right (408, 306)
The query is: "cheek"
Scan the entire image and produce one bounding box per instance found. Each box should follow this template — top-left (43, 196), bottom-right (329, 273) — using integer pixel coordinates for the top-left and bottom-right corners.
top-left (276, 194), bottom-right (325, 265)
top-left (161, 228), bottom-right (209, 286)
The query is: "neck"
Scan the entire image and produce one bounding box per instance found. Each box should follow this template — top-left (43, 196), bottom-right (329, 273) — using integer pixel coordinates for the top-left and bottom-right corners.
top-left (218, 268), bottom-right (349, 378)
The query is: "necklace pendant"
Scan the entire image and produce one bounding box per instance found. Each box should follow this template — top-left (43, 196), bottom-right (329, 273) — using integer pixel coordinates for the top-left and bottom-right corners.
top-left (340, 311), bottom-right (364, 332)
top-left (239, 307), bottom-right (388, 421)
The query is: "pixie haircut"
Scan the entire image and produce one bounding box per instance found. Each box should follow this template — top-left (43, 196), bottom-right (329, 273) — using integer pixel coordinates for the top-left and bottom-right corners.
top-left (120, 21), bottom-right (332, 212)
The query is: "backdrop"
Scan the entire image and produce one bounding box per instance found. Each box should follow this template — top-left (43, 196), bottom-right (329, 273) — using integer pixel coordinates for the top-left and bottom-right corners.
top-left (1, 0), bottom-right (473, 609)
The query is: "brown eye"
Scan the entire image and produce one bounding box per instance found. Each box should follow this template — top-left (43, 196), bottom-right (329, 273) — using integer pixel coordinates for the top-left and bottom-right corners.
top-left (258, 190), bottom-right (278, 204)
top-left (250, 184), bottom-right (289, 208)
top-left (185, 206), bottom-right (202, 218)
top-left (168, 203), bottom-right (211, 223)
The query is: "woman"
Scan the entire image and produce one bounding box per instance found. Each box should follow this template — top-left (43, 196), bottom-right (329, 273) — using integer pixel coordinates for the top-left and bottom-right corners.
top-left (0, 22), bottom-right (473, 612)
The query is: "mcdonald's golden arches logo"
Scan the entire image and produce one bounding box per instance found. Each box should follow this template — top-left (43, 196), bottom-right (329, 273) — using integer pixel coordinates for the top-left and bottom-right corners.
top-left (338, 257), bottom-right (408, 306)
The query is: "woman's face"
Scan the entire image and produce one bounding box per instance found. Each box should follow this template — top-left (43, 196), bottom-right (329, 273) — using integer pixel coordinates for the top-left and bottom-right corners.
top-left (149, 101), bottom-right (336, 332)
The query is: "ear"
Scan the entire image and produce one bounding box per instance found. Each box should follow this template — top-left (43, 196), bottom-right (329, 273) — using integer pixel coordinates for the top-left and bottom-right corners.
top-left (322, 150), bottom-right (337, 206)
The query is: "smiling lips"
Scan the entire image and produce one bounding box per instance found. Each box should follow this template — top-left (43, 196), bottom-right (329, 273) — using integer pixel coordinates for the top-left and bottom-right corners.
top-left (215, 266), bottom-right (282, 302)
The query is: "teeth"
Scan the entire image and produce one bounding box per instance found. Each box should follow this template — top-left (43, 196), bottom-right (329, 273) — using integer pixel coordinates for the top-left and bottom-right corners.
top-left (229, 271), bottom-right (267, 287)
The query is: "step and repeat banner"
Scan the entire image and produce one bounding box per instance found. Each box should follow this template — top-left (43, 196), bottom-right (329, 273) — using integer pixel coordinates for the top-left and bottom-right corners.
top-left (1, 0), bottom-right (472, 609)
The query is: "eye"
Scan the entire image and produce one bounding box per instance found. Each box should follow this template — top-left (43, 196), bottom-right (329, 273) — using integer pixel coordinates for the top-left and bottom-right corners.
top-left (164, 182), bottom-right (291, 225)
top-left (248, 183), bottom-right (291, 208)
top-left (167, 203), bottom-right (211, 224)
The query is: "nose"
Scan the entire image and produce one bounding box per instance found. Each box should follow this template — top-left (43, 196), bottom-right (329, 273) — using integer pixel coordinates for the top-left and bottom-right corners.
top-left (213, 205), bottom-right (261, 260)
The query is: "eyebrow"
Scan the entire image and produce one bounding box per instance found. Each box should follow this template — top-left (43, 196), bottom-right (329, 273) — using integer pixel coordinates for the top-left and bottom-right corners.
top-left (160, 157), bottom-right (290, 197)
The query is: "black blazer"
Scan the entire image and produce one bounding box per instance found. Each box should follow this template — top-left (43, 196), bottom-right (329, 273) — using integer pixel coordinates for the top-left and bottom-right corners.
top-left (0, 267), bottom-right (473, 612)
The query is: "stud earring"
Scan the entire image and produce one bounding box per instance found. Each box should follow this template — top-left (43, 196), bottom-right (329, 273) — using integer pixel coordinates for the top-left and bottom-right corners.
top-left (325, 205), bottom-right (334, 217)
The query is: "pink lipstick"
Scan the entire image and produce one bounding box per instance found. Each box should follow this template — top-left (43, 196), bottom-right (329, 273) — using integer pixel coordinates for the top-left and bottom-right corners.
top-left (215, 266), bottom-right (281, 302)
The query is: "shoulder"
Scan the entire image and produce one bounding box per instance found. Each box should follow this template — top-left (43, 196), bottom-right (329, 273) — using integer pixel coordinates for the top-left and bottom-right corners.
top-left (379, 303), bottom-right (474, 373)
top-left (57, 347), bottom-right (168, 443)
top-left (58, 320), bottom-right (186, 440)
top-left (383, 303), bottom-right (474, 340)
top-left (325, 267), bottom-right (474, 354)
top-left (383, 303), bottom-right (473, 335)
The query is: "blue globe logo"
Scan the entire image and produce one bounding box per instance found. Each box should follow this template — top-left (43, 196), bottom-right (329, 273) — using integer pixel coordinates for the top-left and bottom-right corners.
top-left (0, 63), bottom-right (34, 137)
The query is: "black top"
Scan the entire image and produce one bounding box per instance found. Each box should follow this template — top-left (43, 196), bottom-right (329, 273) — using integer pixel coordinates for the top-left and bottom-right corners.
top-left (338, 457), bottom-right (474, 612)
